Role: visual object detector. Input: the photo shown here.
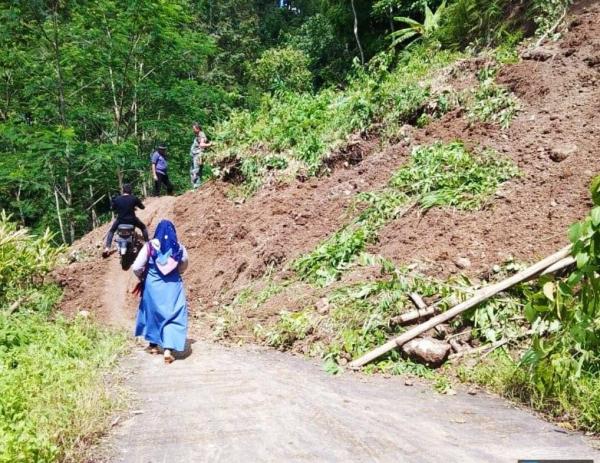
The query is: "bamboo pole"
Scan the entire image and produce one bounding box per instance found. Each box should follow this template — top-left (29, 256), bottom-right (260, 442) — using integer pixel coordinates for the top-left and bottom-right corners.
top-left (349, 246), bottom-right (572, 368)
top-left (392, 306), bottom-right (436, 325)
top-left (409, 292), bottom-right (428, 311)
top-left (540, 256), bottom-right (575, 275)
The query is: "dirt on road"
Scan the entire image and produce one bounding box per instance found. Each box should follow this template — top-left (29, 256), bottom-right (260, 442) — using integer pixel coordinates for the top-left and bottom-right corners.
top-left (55, 196), bottom-right (177, 324)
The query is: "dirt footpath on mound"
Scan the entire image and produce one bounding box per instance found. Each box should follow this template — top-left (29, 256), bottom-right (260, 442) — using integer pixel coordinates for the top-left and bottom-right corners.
top-left (55, 196), bottom-right (177, 324)
top-left (57, 2), bottom-right (600, 329)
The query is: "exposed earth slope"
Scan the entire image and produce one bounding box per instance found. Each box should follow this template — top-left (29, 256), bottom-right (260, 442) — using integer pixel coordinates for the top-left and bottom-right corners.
top-left (58, 1), bottom-right (600, 331)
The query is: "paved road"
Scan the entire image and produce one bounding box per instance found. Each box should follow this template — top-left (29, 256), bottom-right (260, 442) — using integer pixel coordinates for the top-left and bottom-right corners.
top-left (106, 341), bottom-right (599, 463)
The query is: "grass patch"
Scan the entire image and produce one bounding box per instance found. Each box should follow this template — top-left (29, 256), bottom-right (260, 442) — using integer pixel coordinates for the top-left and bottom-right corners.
top-left (0, 214), bottom-right (127, 462)
top-left (257, 309), bottom-right (315, 349)
top-left (0, 308), bottom-right (126, 463)
top-left (212, 273), bottom-right (292, 341)
top-left (294, 141), bottom-right (519, 285)
top-left (457, 350), bottom-right (600, 432)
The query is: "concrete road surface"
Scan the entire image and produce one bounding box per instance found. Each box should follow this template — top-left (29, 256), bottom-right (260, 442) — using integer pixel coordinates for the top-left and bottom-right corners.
top-left (106, 341), bottom-right (599, 463)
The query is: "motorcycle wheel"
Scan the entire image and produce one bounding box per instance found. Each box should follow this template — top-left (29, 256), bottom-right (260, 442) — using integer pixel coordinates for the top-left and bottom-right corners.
top-left (120, 251), bottom-right (134, 271)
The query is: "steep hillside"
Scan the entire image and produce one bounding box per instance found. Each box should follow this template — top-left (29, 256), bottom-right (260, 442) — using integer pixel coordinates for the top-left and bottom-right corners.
top-left (57, 1), bottom-right (600, 329)
top-left (377, 3), bottom-right (600, 278)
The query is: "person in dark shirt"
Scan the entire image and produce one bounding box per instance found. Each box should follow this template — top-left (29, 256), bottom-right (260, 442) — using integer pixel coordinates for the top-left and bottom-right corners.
top-left (151, 144), bottom-right (174, 196)
top-left (103, 184), bottom-right (149, 257)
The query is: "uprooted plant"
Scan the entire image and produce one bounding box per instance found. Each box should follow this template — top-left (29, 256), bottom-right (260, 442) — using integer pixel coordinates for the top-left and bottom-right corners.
top-left (467, 66), bottom-right (520, 128)
top-left (294, 141), bottom-right (519, 285)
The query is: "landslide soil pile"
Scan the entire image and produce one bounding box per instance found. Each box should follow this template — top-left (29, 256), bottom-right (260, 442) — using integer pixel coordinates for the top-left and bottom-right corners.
top-left (56, 1), bottom-right (600, 333)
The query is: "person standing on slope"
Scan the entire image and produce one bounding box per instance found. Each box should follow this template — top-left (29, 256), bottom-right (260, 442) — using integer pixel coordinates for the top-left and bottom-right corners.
top-left (132, 219), bottom-right (189, 364)
top-left (103, 183), bottom-right (149, 257)
top-left (190, 122), bottom-right (212, 189)
top-left (151, 144), bottom-right (174, 196)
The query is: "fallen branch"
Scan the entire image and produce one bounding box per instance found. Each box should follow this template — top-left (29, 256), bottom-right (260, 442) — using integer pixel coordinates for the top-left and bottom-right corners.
top-left (449, 330), bottom-right (534, 360)
top-left (391, 292), bottom-right (436, 325)
top-left (391, 306), bottom-right (436, 326)
top-left (409, 292), bottom-right (427, 311)
top-left (5, 297), bottom-right (26, 315)
top-left (535, 8), bottom-right (568, 48)
top-left (349, 246), bottom-right (572, 368)
top-left (448, 338), bottom-right (509, 360)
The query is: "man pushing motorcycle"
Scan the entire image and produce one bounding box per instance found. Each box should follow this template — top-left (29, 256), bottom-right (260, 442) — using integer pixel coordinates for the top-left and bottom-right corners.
top-left (103, 183), bottom-right (149, 257)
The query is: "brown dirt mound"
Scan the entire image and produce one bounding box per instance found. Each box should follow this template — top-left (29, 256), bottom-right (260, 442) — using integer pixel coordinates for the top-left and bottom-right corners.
top-left (56, 2), bottom-right (600, 333)
top-left (376, 2), bottom-right (600, 278)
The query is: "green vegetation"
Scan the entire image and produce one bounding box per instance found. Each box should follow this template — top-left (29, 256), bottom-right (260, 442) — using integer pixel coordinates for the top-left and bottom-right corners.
top-left (390, 1), bottom-right (447, 48)
top-left (260, 309), bottom-right (315, 349)
top-left (0, 312), bottom-right (126, 462)
top-left (0, 215), bottom-right (126, 461)
top-left (0, 0), bottom-right (562, 242)
top-left (294, 141), bottom-right (519, 285)
top-left (213, 271), bottom-right (291, 341)
top-left (0, 213), bottom-right (61, 306)
top-left (453, 193), bottom-right (600, 432)
top-left (467, 67), bottom-right (520, 128)
top-left (390, 141), bottom-right (519, 209)
top-left (3, 0), bottom-right (454, 241)
top-left (533, 0), bottom-right (573, 37)
top-left (210, 46), bottom-right (460, 192)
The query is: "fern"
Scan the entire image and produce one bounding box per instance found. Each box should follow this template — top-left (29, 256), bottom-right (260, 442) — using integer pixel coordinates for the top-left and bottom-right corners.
top-left (390, 1), bottom-right (447, 48)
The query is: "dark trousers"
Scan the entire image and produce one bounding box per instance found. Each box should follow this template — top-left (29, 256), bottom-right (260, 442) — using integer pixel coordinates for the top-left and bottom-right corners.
top-left (154, 172), bottom-right (174, 196)
top-left (105, 217), bottom-right (149, 247)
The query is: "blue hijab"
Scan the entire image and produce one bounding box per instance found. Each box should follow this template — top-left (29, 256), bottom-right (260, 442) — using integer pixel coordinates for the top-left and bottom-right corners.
top-left (153, 220), bottom-right (183, 262)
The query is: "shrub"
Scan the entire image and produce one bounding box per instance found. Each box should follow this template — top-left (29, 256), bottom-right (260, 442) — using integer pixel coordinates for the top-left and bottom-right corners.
top-left (250, 47), bottom-right (313, 94)
top-left (520, 202), bottom-right (600, 407)
top-left (0, 311), bottom-right (125, 462)
top-left (0, 214), bottom-right (126, 461)
top-left (437, 0), bottom-right (532, 49)
top-left (0, 212), bottom-right (62, 305)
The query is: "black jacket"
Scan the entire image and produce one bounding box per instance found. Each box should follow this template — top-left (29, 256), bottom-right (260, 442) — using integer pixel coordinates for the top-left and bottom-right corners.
top-left (111, 194), bottom-right (145, 222)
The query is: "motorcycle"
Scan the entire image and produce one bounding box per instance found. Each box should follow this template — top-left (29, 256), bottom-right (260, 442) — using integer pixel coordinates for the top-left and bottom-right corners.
top-left (115, 224), bottom-right (143, 270)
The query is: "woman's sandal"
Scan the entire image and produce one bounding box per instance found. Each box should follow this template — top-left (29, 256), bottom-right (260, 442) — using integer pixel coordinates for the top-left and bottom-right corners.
top-left (144, 343), bottom-right (160, 355)
top-left (163, 349), bottom-right (175, 364)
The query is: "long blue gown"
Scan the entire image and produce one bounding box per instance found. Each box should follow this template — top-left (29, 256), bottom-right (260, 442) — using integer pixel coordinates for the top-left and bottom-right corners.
top-left (134, 250), bottom-right (187, 352)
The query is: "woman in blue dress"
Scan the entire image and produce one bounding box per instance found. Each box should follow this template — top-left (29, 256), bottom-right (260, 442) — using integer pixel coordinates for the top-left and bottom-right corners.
top-left (131, 219), bottom-right (189, 364)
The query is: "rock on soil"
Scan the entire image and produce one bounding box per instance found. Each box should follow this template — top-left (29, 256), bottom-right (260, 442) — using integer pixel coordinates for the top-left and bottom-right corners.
top-left (402, 337), bottom-right (451, 367)
top-left (549, 143), bottom-right (578, 162)
top-left (521, 48), bottom-right (553, 61)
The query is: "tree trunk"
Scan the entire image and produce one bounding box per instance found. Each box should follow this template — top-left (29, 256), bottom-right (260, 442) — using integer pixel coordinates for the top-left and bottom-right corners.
top-left (53, 186), bottom-right (66, 244)
top-left (89, 184), bottom-right (98, 229)
top-left (116, 168), bottom-right (124, 191)
top-left (15, 184), bottom-right (25, 225)
top-left (51, 11), bottom-right (67, 125)
top-left (65, 176), bottom-right (75, 243)
top-left (350, 0), bottom-right (365, 65)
